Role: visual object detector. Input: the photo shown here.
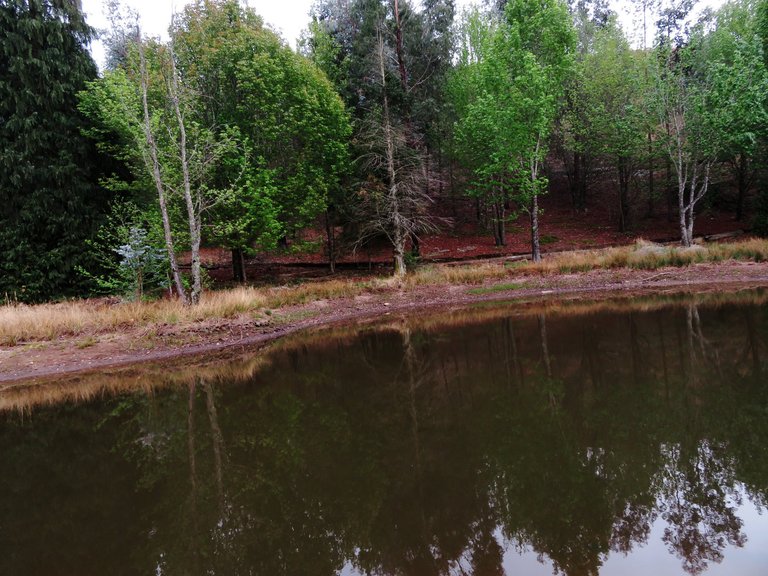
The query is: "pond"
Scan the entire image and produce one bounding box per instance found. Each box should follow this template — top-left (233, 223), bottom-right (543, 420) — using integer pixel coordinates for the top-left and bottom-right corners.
top-left (2, 290), bottom-right (768, 575)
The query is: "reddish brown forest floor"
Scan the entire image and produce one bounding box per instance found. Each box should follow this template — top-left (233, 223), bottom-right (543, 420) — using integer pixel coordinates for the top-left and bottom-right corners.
top-left (202, 180), bottom-right (749, 284)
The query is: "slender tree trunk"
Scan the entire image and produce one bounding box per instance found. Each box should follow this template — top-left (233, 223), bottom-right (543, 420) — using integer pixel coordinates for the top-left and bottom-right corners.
top-left (572, 150), bottom-right (582, 209)
top-left (135, 268), bottom-right (143, 301)
top-left (168, 43), bottom-right (202, 304)
top-left (679, 181), bottom-right (690, 247)
top-left (493, 199), bottom-right (506, 247)
top-left (231, 248), bottom-right (246, 282)
top-left (618, 157), bottom-right (630, 233)
top-left (530, 140), bottom-right (542, 263)
top-left (735, 155), bottom-right (748, 222)
top-left (138, 37), bottom-right (187, 304)
top-left (647, 131), bottom-right (655, 217)
top-left (531, 194), bottom-right (541, 262)
top-left (666, 121), bottom-right (675, 223)
top-left (325, 209), bottom-right (336, 273)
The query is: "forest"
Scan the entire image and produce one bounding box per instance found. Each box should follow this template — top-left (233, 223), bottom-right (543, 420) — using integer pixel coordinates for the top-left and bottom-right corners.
top-left (2, 0), bottom-right (768, 303)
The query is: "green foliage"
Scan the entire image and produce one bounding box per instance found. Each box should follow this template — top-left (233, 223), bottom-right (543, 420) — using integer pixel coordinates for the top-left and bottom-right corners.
top-left (0, 0), bottom-right (110, 301)
top-left (172, 0), bottom-right (352, 250)
top-left (115, 226), bottom-right (168, 301)
top-left (756, 0), bottom-right (768, 61)
top-left (78, 201), bottom-right (169, 300)
top-left (449, 0), bottom-right (575, 250)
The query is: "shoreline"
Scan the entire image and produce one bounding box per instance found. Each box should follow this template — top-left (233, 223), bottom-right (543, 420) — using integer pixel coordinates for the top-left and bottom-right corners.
top-left (2, 260), bottom-right (768, 387)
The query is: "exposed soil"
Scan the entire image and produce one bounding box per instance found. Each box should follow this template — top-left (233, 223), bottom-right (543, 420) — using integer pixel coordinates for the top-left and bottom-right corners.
top-left (2, 260), bottom-right (767, 386)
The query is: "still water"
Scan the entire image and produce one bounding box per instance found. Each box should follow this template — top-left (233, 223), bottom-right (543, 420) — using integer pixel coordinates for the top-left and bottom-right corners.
top-left (2, 291), bottom-right (768, 575)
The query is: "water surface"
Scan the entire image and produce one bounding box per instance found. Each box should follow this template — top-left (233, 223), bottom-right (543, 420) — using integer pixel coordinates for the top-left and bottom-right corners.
top-left (2, 291), bottom-right (768, 575)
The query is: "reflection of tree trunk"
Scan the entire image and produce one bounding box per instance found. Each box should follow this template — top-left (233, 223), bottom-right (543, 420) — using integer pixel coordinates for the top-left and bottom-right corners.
top-left (503, 318), bottom-right (523, 387)
top-left (186, 380), bottom-right (200, 571)
top-left (509, 319), bottom-right (524, 386)
top-left (539, 314), bottom-right (557, 408)
top-left (745, 311), bottom-right (761, 381)
top-left (657, 315), bottom-right (670, 397)
top-left (539, 314), bottom-right (552, 379)
top-left (502, 320), bottom-right (511, 386)
top-left (403, 326), bottom-right (421, 469)
top-left (630, 313), bottom-right (642, 386)
top-left (188, 380), bottom-right (197, 495)
top-left (687, 303), bottom-right (722, 384)
top-left (686, 303), bottom-right (714, 386)
top-left (686, 304), bottom-right (696, 387)
top-left (204, 381), bottom-right (226, 511)
top-left (676, 311), bottom-right (688, 386)
top-left (401, 325), bottom-right (429, 546)
top-left (582, 325), bottom-right (602, 389)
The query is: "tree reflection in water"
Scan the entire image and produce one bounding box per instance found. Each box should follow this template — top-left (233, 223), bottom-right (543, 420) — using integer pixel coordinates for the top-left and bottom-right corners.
top-left (1, 293), bottom-right (768, 576)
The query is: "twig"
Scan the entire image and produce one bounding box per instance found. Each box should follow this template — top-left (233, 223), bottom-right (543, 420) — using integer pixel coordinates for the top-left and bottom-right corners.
top-left (642, 270), bottom-right (674, 282)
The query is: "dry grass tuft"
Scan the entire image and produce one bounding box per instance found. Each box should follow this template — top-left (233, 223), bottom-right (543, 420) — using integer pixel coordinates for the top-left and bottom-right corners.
top-left (408, 262), bottom-right (511, 286)
top-left (264, 279), bottom-right (364, 308)
top-left (523, 238), bottom-right (768, 274)
top-left (0, 280), bottom-right (368, 346)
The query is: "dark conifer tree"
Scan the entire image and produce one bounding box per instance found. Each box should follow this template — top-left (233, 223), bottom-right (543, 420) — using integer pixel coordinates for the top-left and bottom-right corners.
top-left (0, 0), bottom-right (106, 301)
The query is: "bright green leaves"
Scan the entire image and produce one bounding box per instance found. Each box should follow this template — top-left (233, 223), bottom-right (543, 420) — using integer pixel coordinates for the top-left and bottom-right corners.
top-left (449, 0), bottom-right (575, 253)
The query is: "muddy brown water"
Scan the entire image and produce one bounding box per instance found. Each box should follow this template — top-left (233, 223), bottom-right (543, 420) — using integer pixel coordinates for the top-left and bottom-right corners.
top-left (2, 290), bottom-right (768, 575)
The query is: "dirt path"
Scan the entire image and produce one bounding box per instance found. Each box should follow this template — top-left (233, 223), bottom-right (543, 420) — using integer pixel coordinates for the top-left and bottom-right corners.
top-left (2, 260), bottom-right (767, 386)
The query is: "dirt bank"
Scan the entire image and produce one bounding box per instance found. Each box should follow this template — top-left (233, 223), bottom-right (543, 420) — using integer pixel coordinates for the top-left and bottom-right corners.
top-left (2, 260), bottom-right (767, 386)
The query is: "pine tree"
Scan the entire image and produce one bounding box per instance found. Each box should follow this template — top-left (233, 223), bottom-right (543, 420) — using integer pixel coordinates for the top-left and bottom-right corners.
top-left (0, 0), bottom-right (106, 301)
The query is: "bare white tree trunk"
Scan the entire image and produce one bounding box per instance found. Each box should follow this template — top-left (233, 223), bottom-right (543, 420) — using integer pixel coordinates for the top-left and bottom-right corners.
top-left (530, 137), bottom-right (543, 263)
top-left (531, 194), bottom-right (541, 262)
top-left (138, 37), bottom-right (188, 304)
top-left (661, 74), bottom-right (713, 248)
top-left (168, 42), bottom-right (203, 304)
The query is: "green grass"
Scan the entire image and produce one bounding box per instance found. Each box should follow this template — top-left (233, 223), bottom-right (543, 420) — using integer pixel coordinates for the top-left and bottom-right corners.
top-left (467, 282), bottom-right (526, 295)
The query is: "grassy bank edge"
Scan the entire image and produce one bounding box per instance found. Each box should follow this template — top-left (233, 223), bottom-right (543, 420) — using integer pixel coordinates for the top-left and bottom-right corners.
top-left (3, 238), bottom-right (768, 346)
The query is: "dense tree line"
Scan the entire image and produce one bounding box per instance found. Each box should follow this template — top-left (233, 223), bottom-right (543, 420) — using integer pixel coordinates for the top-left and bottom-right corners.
top-left (2, 0), bottom-right (768, 302)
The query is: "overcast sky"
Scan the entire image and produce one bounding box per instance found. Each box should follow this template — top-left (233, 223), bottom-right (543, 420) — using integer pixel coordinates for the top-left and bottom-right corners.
top-left (80, 0), bottom-right (723, 69)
